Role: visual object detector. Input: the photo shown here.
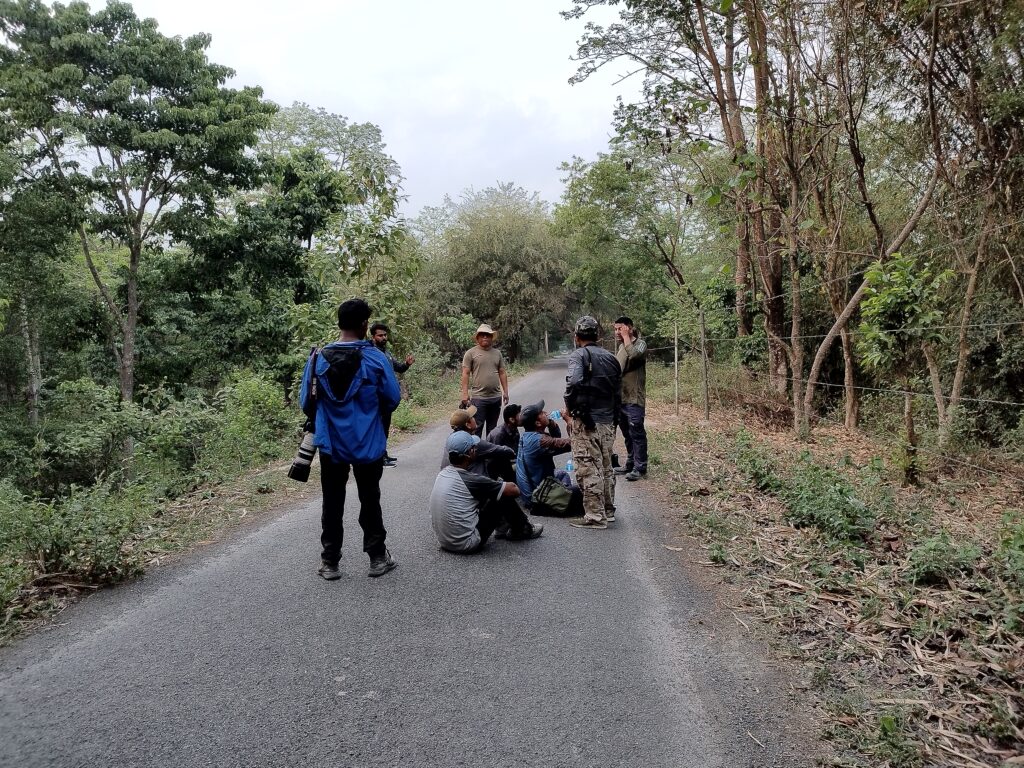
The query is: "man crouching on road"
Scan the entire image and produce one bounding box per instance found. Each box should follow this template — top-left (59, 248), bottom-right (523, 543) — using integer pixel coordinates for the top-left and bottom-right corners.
top-left (429, 431), bottom-right (543, 554)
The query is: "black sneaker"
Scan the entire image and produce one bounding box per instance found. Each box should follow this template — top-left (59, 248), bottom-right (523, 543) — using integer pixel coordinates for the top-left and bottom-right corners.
top-left (318, 560), bottom-right (341, 580)
top-left (507, 522), bottom-right (544, 540)
top-left (383, 456), bottom-right (398, 468)
top-left (368, 549), bottom-right (398, 578)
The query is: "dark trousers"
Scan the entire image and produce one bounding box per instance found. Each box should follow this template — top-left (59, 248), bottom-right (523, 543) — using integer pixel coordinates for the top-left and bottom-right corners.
top-left (471, 397), bottom-right (502, 437)
top-left (618, 403), bottom-right (648, 473)
top-left (472, 497), bottom-right (530, 552)
top-left (319, 454), bottom-right (386, 563)
top-left (381, 410), bottom-right (393, 457)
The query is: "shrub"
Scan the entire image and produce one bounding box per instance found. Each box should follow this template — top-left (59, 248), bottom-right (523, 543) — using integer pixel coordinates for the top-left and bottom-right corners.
top-left (784, 456), bottom-right (876, 542)
top-left (995, 511), bottom-right (1024, 585)
top-left (734, 429), bottom-right (782, 491)
top-left (32, 379), bottom-right (145, 495)
top-left (400, 339), bottom-right (451, 407)
top-left (0, 478), bottom-right (144, 617)
top-left (202, 370), bottom-right (292, 475)
top-left (137, 392), bottom-right (224, 494)
top-left (905, 531), bottom-right (980, 586)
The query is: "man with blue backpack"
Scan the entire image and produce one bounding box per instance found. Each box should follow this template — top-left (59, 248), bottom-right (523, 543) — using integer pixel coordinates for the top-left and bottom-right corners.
top-left (299, 298), bottom-right (402, 580)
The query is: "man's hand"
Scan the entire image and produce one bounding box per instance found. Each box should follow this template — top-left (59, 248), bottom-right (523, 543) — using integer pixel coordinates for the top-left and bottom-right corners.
top-left (405, 354), bottom-right (415, 367)
top-left (502, 392), bottom-right (509, 406)
top-left (459, 398), bottom-right (471, 409)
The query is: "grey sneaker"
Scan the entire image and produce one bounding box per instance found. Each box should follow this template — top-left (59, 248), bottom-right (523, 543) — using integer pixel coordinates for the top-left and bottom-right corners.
top-left (605, 508), bottom-right (616, 522)
top-left (368, 549), bottom-right (398, 578)
top-left (318, 560), bottom-right (341, 581)
top-left (613, 466), bottom-right (632, 475)
top-left (569, 517), bottom-right (608, 530)
top-left (625, 470), bottom-right (643, 481)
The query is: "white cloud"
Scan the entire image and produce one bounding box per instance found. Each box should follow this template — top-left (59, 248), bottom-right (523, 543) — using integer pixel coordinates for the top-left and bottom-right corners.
top-left (87, 0), bottom-right (636, 212)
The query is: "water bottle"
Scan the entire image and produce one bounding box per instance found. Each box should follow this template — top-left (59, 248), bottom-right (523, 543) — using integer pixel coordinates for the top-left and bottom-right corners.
top-left (549, 409), bottom-right (561, 420)
top-left (565, 457), bottom-right (575, 479)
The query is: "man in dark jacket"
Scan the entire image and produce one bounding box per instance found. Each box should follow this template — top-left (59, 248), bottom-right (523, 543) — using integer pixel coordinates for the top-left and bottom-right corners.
top-left (564, 315), bottom-right (622, 529)
top-left (613, 315), bottom-right (648, 481)
top-left (300, 299), bottom-right (401, 580)
top-left (486, 403), bottom-right (522, 455)
top-left (370, 322), bottom-right (415, 467)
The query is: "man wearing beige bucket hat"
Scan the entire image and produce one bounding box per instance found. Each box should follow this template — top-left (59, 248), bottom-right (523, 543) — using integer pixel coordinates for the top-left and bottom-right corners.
top-left (460, 323), bottom-right (509, 437)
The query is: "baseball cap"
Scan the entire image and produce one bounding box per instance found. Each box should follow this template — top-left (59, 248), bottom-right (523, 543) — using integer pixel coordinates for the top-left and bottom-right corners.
top-left (520, 400), bottom-right (545, 427)
top-left (446, 430), bottom-right (480, 457)
top-left (450, 405), bottom-right (478, 429)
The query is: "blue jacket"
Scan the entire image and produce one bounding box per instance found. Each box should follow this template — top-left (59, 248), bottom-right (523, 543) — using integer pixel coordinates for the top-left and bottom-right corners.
top-left (299, 340), bottom-right (401, 464)
top-left (515, 426), bottom-right (570, 507)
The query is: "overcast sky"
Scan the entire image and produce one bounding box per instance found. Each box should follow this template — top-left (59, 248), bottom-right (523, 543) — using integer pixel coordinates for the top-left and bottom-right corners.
top-left (88, 0), bottom-right (636, 215)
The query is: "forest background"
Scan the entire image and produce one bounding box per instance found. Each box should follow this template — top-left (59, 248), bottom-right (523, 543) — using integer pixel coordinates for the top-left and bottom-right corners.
top-left (1, 1), bottom-right (1022, 765)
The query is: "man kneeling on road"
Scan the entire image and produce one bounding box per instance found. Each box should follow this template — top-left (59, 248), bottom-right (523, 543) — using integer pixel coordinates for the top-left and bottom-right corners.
top-left (430, 431), bottom-right (543, 554)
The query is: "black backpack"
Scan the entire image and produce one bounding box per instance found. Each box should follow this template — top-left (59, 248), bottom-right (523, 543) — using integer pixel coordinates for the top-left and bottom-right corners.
top-left (301, 344), bottom-right (364, 420)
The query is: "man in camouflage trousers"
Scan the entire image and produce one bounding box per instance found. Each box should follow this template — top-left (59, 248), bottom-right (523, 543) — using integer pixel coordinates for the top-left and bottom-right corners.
top-left (563, 315), bottom-right (622, 530)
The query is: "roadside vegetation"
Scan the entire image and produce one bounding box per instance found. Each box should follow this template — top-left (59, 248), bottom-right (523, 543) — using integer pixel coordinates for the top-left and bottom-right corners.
top-left (643, 364), bottom-right (1022, 767)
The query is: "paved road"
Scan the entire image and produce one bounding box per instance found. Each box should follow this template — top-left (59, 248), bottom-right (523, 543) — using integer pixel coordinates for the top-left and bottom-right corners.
top-left (0, 358), bottom-right (813, 768)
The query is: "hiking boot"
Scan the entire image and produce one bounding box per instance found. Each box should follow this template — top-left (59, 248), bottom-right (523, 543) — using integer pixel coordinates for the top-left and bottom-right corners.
top-left (318, 560), bottom-right (341, 580)
top-left (570, 517), bottom-right (608, 530)
top-left (368, 549), bottom-right (398, 578)
top-left (625, 470), bottom-right (644, 481)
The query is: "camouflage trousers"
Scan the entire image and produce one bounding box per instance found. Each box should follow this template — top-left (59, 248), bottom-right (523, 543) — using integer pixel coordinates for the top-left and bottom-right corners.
top-left (570, 422), bottom-right (616, 523)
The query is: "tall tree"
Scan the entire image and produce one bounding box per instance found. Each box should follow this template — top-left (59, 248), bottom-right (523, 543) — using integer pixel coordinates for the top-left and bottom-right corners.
top-left (0, 0), bottom-right (276, 401)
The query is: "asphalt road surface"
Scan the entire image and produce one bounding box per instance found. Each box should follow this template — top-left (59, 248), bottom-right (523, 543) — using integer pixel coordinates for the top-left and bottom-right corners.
top-left (0, 357), bottom-right (814, 768)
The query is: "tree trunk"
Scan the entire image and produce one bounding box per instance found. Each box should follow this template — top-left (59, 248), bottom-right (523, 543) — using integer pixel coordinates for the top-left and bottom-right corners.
top-left (840, 328), bottom-right (859, 429)
top-left (18, 294), bottom-right (42, 428)
top-left (939, 221), bottom-right (987, 447)
top-left (735, 209), bottom-right (753, 336)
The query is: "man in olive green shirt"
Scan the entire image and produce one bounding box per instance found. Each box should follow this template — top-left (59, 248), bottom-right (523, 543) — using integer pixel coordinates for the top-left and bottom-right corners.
top-left (614, 316), bottom-right (648, 481)
top-left (460, 323), bottom-right (509, 437)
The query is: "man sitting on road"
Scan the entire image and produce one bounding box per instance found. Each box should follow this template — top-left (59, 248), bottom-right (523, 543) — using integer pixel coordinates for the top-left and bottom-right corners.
top-left (486, 403), bottom-right (522, 480)
top-left (429, 431), bottom-right (543, 554)
top-left (515, 400), bottom-right (582, 517)
top-left (442, 405), bottom-right (516, 480)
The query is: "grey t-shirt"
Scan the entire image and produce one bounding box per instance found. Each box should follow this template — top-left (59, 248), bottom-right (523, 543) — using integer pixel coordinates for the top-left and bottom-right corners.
top-left (429, 466), bottom-right (503, 553)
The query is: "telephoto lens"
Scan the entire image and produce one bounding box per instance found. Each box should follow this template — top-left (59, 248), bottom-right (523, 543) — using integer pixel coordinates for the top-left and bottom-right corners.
top-left (288, 431), bottom-right (317, 482)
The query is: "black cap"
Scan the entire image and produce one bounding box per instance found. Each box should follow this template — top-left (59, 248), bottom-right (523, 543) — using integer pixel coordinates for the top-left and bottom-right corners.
top-left (520, 400), bottom-right (545, 428)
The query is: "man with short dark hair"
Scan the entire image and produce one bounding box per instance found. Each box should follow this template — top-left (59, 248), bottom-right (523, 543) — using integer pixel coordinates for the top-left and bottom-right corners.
top-left (613, 315), bottom-right (648, 481)
top-left (429, 431), bottom-right (542, 554)
top-left (516, 400), bottom-right (581, 516)
top-left (487, 403), bottom-right (522, 454)
top-left (564, 315), bottom-right (621, 529)
top-left (370, 322), bottom-right (415, 467)
top-left (460, 323), bottom-right (509, 437)
top-left (300, 298), bottom-right (401, 579)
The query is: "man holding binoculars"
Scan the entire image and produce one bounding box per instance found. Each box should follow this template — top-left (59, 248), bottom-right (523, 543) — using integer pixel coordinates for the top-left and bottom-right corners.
top-left (297, 298), bottom-right (402, 580)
